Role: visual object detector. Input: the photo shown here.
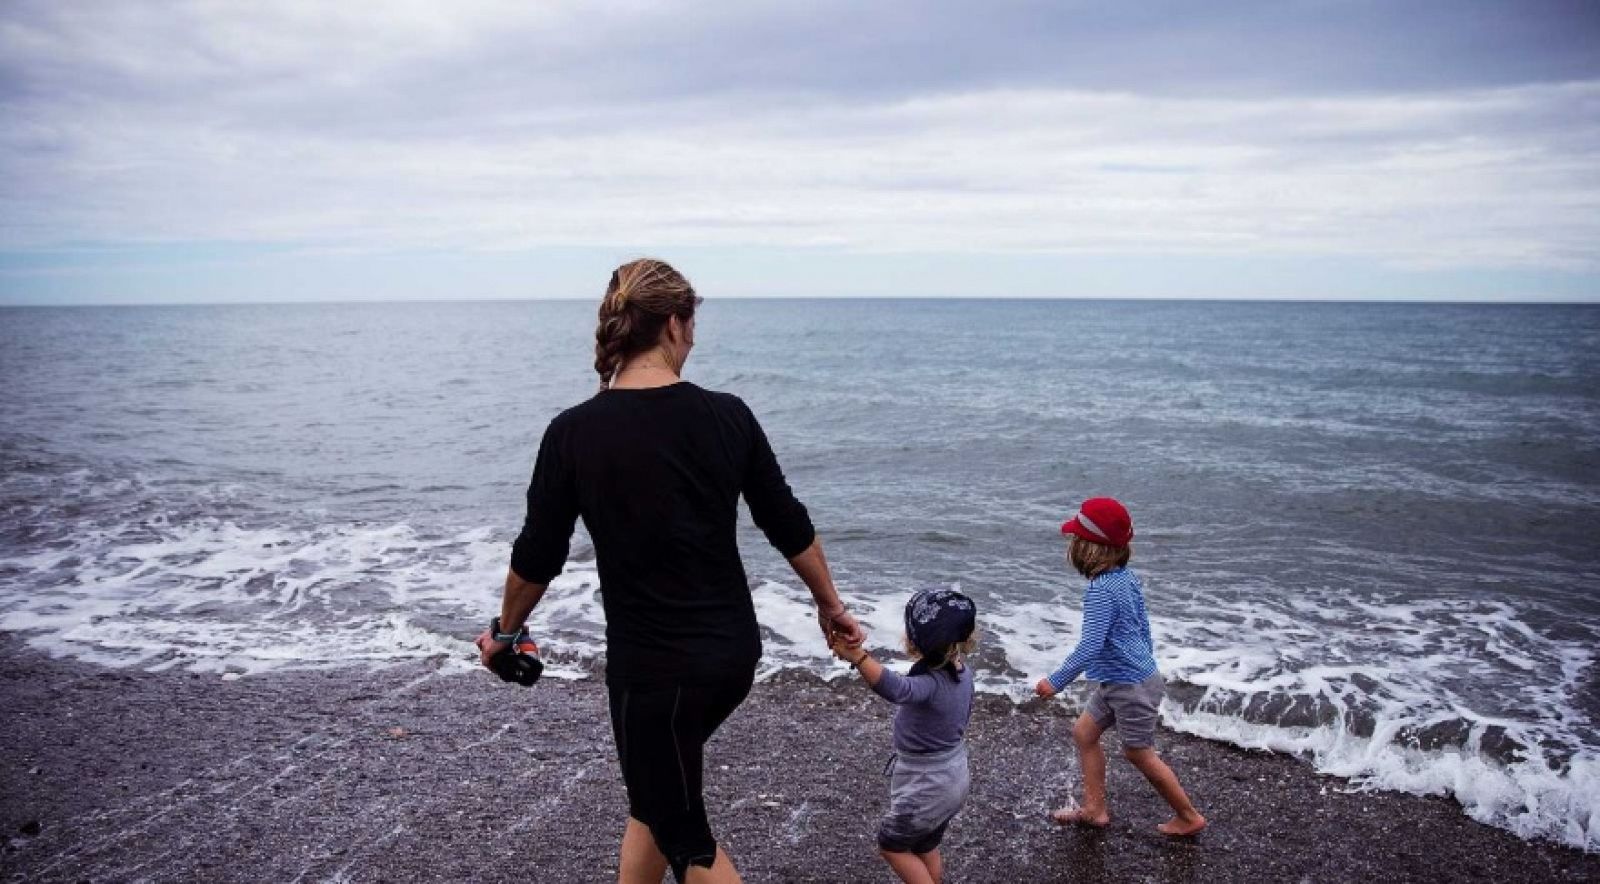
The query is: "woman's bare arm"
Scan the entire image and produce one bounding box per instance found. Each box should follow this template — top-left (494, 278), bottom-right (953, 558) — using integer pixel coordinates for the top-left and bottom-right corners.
top-left (787, 538), bottom-right (866, 646)
top-left (475, 567), bottom-right (548, 667)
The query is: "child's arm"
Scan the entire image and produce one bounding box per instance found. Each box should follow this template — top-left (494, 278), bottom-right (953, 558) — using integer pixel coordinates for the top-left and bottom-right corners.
top-left (830, 636), bottom-right (936, 704)
top-left (830, 633), bottom-right (883, 684)
top-left (1038, 584), bottom-right (1113, 694)
top-left (869, 666), bottom-right (940, 705)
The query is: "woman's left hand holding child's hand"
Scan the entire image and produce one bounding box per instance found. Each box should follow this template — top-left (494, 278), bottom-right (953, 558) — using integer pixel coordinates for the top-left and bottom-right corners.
top-left (1034, 678), bottom-right (1057, 699)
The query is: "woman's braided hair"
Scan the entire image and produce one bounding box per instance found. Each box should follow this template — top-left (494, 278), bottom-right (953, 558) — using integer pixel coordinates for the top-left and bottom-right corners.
top-left (593, 258), bottom-right (700, 392)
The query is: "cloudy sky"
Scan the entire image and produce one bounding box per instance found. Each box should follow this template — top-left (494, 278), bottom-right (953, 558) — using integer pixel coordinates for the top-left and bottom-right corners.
top-left (2, 1), bottom-right (1597, 303)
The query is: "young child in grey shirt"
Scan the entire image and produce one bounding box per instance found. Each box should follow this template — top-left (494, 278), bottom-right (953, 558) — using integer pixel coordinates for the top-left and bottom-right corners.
top-left (832, 588), bottom-right (977, 884)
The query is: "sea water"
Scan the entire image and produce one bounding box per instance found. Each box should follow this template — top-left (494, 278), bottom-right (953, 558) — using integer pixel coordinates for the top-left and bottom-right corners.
top-left (1, 299), bottom-right (1597, 850)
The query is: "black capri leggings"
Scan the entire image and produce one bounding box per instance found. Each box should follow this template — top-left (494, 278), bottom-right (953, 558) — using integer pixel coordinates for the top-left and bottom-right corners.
top-left (607, 672), bottom-right (754, 883)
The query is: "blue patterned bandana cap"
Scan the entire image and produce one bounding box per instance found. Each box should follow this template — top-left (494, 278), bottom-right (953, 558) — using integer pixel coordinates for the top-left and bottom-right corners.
top-left (903, 587), bottom-right (977, 661)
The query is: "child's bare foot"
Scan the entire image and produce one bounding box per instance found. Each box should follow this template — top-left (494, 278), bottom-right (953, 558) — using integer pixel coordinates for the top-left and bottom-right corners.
top-left (1157, 813), bottom-right (1207, 836)
top-left (1050, 807), bottom-right (1109, 828)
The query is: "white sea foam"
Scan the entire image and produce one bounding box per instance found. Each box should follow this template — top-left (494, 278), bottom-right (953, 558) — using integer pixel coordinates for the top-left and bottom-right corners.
top-left (1147, 593), bottom-right (1600, 853)
top-left (0, 518), bottom-right (1595, 851)
top-left (0, 518), bottom-right (606, 676)
top-left (1162, 708), bottom-right (1600, 850)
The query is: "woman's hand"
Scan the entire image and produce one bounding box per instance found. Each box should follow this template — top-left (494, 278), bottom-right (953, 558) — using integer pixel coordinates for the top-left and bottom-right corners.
top-left (818, 606), bottom-right (866, 648)
top-left (1034, 678), bottom-right (1058, 699)
top-left (475, 628), bottom-right (510, 670)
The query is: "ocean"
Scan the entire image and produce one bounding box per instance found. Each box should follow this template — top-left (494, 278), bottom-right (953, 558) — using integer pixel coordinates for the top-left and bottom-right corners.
top-left (1, 299), bottom-right (1596, 851)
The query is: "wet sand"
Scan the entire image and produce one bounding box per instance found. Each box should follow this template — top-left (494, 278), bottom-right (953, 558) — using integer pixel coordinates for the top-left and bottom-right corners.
top-left (2, 638), bottom-right (1596, 883)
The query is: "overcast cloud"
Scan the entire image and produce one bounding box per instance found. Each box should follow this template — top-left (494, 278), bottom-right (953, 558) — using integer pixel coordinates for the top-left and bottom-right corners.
top-left (2, 1), bottom-right (1597, 302)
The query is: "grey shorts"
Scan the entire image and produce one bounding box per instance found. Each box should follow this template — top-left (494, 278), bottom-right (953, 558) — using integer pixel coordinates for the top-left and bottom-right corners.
top-left (878, 743), bottom-right (970, 854)
top-left (1086, 672), bottom-right (1165, 749)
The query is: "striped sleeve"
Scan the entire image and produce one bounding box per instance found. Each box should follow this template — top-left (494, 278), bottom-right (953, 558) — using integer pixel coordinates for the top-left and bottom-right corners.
top-left (1048, 584), bottom-right (1114, 691)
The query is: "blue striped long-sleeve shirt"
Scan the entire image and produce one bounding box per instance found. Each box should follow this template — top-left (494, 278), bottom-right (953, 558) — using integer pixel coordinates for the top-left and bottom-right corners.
top-left (1047, 567), bottom-right (1158, 691)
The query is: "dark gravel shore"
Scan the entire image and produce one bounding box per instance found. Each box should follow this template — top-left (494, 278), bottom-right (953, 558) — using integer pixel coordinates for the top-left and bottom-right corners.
top-left (3, 638), bottom-right (1596, 883)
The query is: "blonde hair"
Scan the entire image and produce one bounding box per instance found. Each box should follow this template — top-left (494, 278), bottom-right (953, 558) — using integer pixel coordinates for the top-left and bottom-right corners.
top-left (903, 632), bottom-right (979, 674)
top-left (593, 258), bottom-right (700, 392)
top-left (1069, 535), bottom-right (1131, 578)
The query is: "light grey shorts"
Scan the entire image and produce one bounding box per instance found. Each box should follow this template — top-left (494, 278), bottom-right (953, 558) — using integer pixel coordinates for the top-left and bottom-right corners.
top-left (878, 743), bottom-right (970, 854)
top-left (1086, 672), bottom-right (1165, 749)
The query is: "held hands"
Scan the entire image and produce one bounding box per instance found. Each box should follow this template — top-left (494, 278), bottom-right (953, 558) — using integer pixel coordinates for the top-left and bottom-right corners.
top-left (817, 604), bottom-right (866, 648)
top-left (828, 632), bottom-right (866, 665)
top-left (1034, 677), bottom-right (1058, 699)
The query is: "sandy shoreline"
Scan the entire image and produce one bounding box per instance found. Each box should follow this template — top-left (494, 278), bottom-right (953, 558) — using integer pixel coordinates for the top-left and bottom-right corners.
top-left (2, 639), bottom-right (1596, 883)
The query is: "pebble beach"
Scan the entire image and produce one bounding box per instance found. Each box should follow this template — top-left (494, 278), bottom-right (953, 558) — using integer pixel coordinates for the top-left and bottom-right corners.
top-left (3, 636), bottom-right (1596, 883)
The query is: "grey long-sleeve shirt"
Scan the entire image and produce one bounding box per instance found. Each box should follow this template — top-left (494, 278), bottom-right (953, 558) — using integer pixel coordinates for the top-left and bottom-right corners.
top-left (870, 663), bottom-right (975, 754)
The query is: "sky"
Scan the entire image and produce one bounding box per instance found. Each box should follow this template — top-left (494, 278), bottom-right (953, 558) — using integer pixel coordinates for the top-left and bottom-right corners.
top-left (1, 1), bottom-right (1598, 304)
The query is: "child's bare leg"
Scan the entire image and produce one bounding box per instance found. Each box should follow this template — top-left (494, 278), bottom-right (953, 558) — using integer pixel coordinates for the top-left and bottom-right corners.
top-left (1122, 747), bottom-right (1206, 835)
top-left (880, 849), bottom-right (936, 884)
top-left (917, 847), bottom-right (943, 884)
top-left (1051, 712), bottom-right (1110, 826)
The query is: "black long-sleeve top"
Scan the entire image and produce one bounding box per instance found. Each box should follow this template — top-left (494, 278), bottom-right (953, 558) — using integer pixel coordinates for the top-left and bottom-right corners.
top-left (510, 382), bottom-right (815, 686)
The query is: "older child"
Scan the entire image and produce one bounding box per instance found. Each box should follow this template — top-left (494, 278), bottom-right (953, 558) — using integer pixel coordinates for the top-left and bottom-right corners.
top-left (831, 588), bottom-right (977, 884)
top-left (1034, 497), bottom-right (1206, 836)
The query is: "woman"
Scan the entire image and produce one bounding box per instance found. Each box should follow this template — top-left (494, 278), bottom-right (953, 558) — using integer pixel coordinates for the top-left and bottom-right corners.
top-left (476, 258), bottom-right (865, 884)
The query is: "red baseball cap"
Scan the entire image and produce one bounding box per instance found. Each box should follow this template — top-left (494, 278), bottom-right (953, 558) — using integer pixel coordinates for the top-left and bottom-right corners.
top-left (1061, 497), bottom-right (1133, 548)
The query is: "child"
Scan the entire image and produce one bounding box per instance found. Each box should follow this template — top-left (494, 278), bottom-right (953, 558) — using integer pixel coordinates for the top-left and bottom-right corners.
top-left (831, 588), bottom-right (977, 884)
top-left (1033, 497), bottom-right (1207, 836)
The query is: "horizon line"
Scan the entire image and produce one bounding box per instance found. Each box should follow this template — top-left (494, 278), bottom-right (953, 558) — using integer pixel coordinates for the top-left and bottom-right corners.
top-left (4, 294), bottom-right (1600, 308)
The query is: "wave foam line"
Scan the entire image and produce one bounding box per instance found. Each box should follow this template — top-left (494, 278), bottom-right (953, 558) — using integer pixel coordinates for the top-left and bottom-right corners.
top-left (3, 515), bottom-right (1596, 851)
top-left (1163, 707), bottom-right (1598, 852)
